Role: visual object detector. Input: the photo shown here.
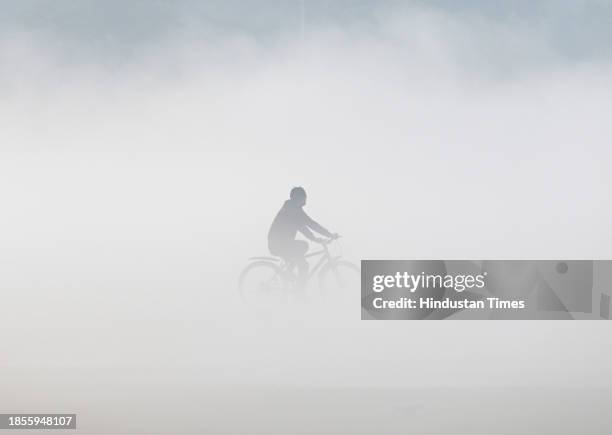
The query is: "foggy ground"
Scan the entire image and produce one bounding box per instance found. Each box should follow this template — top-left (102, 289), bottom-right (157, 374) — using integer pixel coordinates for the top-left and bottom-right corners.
top-left (4, 373), bottom-right (611, 434)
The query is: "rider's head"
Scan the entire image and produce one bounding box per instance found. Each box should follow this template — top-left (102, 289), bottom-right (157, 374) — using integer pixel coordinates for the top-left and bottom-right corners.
top-left (290, 186), bottom-right (307, 206)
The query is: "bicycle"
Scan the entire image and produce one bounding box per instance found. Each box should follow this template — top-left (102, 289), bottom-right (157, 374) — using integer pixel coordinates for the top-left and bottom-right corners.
top-left (238, 238), bottom-right (360, 305)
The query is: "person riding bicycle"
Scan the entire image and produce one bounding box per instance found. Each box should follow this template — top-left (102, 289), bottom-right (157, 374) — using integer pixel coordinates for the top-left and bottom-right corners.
top-left (268, 187), bottom-right (338, 286)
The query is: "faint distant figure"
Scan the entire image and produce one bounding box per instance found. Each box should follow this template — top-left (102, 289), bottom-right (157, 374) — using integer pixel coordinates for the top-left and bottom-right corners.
top-left (268, 187), bottom-right (337, 286)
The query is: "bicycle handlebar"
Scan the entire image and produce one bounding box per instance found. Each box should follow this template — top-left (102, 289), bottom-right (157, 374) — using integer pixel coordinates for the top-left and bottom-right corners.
top-left (318, 235), bottom-right (341, 245)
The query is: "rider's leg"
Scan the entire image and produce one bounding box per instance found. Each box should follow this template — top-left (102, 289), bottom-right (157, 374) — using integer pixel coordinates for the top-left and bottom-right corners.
top-left (291, 240), bottom-right (309, 289)
top-left (271, 240), bottom-right (309, 289)
top-left (270, 242), bottom-right (297, 281)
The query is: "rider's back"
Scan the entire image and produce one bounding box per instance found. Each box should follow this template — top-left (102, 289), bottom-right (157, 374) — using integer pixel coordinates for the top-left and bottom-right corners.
top-left (268, 200), bottom-right (305, 249)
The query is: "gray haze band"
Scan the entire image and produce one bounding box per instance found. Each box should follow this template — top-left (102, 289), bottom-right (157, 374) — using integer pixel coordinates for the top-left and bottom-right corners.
top-left (361, 260), bottom-right (612, 320)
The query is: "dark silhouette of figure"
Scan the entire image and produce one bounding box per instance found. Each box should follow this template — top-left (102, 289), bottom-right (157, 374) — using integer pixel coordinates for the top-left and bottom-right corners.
top-left (268, 187), bottom-right (337, 286)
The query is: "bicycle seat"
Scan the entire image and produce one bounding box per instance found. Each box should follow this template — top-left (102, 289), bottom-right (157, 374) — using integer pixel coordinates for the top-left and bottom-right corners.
top-left (249, 256), bottom-right (282, 262)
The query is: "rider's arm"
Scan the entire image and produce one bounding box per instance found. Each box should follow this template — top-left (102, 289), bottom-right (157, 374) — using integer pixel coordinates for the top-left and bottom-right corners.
top-left (302, 211), bottom-right (333, 238)
top-left (299, 225), bottom-right (319, 242)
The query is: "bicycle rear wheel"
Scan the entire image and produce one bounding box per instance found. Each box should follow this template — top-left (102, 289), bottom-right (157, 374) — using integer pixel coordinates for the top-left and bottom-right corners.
top-left (238, 261), bottom-right (286, 306)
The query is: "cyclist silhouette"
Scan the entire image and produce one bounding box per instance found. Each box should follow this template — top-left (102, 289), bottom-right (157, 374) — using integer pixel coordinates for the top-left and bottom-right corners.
top-left (268, 187), bottom-right (338, 286)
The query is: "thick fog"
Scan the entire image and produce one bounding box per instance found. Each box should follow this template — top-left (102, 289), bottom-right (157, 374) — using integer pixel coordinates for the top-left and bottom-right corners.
top-left (2, 1), bottom-right (612, 401)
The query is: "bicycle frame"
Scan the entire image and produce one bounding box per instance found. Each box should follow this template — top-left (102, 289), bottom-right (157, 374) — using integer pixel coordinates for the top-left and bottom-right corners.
top-left (303, 243), bottom-right (340, 280)
top-left (239, 240), bottom-right (355, 298)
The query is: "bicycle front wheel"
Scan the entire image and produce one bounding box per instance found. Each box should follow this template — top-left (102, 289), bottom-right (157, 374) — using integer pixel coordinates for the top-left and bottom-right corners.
top-left (318, 260), bottom-right (360, 301)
